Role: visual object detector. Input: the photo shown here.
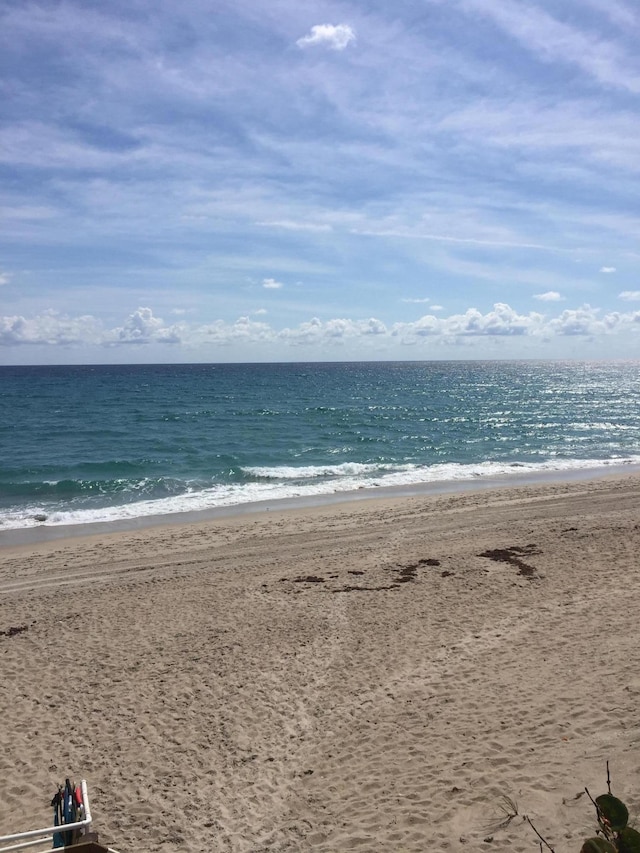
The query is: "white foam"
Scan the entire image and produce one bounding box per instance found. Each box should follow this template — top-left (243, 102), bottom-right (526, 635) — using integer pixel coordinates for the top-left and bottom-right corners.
top-left (3, 455), bottom-right (640, 532)
top-left (242, 461), bottom-right (405, 479)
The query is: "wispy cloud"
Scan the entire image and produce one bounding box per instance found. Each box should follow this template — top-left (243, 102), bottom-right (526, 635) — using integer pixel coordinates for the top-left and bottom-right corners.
top-left (296, 24), bottom-right (356, 51)
top-left (619, 291), bottom-right (640, 301)
top-left (580, 0), bottom-right (638, 30)
top-left (257, 220), bottom-right (332, 233)
top-left (461, 0), bottom-right (640, 93)
top-left (262, 278), bottom-right (284, 289)
top-left (351, 225), bottom-right (558, 252)
top-left (600, 266), bottom-right (617, 273)
top-left (436, 99), bottom-right (640, 174)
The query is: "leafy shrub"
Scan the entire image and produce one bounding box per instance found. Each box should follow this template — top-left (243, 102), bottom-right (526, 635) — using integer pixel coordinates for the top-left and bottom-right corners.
top-left (527, 766), bottom-right (640, 852)
top-left (579, 789), bottom-right (640, 853)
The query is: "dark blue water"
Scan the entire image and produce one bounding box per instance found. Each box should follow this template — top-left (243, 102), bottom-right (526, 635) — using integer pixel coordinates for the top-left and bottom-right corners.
top-left (1, 361), bottom-right (639, 530)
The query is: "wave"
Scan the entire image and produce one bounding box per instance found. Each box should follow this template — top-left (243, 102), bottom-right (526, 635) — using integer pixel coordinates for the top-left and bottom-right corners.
top-left (242, 462), bottom-right (403, 479)
top-left (2, 455), bottom-right (640, 532)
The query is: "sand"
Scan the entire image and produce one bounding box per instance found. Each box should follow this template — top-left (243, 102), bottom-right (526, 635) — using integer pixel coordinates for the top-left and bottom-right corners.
top-left (1, 475), bottom-right (640, 852)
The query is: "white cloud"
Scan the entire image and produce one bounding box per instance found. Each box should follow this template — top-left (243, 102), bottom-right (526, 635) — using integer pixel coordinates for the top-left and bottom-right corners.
top-left (620, 291), bottom-right (640, 301)
top-left (296, 24), bottom-right (356, 51)
top-left (262, 278), bottom-right (283, 289)
top-left (105, 307), bottom-right (182, 345)
top-left (279, 316), bottom-right (387, 345)
top-left (363, 318), bottom-right (387, 335)
top-left (402, 297), bottom-right (430, 304)
top-left (600, 266), bottom-right (617, 273)
top-left (549, 304), bottom-right (604, 336)
top-left (430, 305), bottom-right (444, 312)
top-left (545, 304), bottom-right (640, 337)
top-left (395, 314), bottom-right (441, 338)
top-left (0, 272), bottom-right (10, 286)
top-left (4, 302), bottom-right (640, 355)
top-left (191, 316), bottom-right (273, 346)
top-left (391, 304), bottom-right (546, 341)
top-left (0, 310), bottom-right (101, 346)
top-left (447, 303), bottom-right (543, 337)
top-left (534, 291), bottom-right (563, 301)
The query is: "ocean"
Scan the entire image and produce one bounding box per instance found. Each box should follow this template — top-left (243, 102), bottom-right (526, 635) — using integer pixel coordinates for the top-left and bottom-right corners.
top-left (1, 360), bottom-right (639, 536)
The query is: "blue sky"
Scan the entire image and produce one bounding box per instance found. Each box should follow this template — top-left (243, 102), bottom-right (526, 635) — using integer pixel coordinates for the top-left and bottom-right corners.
top-left (2, 0), bottom-right (640, 363)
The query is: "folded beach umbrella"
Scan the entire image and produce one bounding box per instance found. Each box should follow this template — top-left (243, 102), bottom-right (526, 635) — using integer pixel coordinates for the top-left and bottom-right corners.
top-left (63, 778), bottom-right (76, 846)
top-left (51, 786), bottom-right (64, 849)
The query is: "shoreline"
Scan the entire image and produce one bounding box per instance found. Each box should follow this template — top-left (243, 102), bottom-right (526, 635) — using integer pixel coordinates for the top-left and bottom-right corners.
top-left (2, 474), bottom-right (640, 852)
top-left (2, 459), bottom-right (639, 550)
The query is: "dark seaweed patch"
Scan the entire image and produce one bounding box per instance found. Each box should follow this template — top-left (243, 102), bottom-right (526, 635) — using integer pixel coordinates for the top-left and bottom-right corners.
top-left (478, 544), bottom-right (540, 578)
top-left (331, 584), bottom-right (399, 593)
top-left (392, 557), bottom-right (441, 583)
top-left (0, 625), bottom-right (29, 638)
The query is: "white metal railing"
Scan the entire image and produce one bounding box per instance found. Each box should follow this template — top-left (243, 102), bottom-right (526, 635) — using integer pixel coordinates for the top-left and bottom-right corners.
top-left (0, 780), bottom-right (97, 853)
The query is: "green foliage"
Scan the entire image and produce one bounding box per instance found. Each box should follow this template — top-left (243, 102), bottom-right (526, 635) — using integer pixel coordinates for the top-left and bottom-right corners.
top-left (596, 795), bottom-right (629, 833)
top-left (524, 766), bottom-right (638, 851)
top-left (618, 827), bottom-right (640, 853)
top-left (585, 782), bottom-right (637, 851)
top-left (578, 767), bottom-right (638, 852)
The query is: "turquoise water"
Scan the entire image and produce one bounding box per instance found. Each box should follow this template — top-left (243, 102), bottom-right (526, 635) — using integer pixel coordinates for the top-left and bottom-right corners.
top-left (1, 361), bottom-right (639, 531)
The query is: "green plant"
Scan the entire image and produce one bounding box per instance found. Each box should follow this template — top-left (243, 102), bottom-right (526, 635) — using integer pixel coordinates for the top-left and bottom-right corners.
top-left (580, 786), bottom-right (640, 853)
top-left (527, 765), bottom-right (640, 852)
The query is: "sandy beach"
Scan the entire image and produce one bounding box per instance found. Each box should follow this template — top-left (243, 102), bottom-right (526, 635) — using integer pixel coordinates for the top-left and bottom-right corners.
top-left (1, 475), bottom-right (640, 852)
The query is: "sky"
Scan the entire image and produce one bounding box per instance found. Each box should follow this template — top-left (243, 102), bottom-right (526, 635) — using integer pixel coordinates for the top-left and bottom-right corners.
top-left (2, 0), bottom-right (640, 364)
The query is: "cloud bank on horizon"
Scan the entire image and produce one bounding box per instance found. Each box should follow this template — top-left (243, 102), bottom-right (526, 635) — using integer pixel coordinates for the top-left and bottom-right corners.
top-left (2, 0), bottom-right (640, 363)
